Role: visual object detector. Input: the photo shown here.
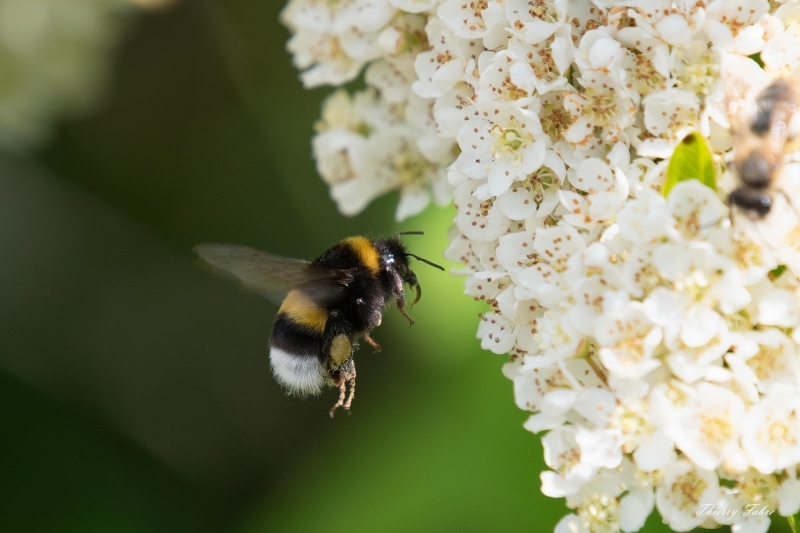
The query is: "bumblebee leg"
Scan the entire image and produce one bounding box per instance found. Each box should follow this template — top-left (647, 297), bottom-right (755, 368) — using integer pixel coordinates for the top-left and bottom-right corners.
top-left (395, 287), bottom-right (414, 326)
top-left (385, 267), bottom-right (414, 325)
top-left (344, 376), bottom-right (356, 411)
top-left (363, 332), bottom-right (381, 352)
top-left (329, 358), bottom-right (356, 418)
top-left (329, 377), bottom-right (347, 418)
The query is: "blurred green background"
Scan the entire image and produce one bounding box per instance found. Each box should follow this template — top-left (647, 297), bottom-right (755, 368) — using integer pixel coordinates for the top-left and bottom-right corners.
top-left (0, 1), bottom-right (781, 532)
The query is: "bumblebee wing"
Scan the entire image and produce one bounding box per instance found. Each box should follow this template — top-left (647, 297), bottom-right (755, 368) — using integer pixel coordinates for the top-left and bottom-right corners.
top-left (194, 243), bottom-right (350, 306)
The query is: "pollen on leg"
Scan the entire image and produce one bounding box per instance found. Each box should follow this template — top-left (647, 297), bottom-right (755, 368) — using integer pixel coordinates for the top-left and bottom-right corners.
top-left (330, 334), bottom-right (352, 366)
top-left (329, 358), bottom-right (356, 418)
top-left (329, 377), bottom-right (347, 418)
top-left (343, 376), bottom-right (356, 411)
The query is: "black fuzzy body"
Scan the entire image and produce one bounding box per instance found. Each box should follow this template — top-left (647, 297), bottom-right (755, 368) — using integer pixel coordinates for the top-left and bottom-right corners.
top-left (269, 236), bottom-right (419, 394)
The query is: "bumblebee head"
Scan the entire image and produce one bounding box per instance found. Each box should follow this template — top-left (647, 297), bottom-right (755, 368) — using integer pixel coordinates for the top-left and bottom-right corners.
top-left (382, 232), bottom-right (445, 308)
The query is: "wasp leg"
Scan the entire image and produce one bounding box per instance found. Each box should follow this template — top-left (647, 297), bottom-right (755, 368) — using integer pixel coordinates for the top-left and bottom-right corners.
top-left (363, 332), bottom-right (382, 352)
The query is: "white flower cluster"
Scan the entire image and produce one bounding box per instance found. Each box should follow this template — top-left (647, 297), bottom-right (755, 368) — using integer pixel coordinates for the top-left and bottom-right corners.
top-left (438, 0), bottom-right (800, 531)
top-left (281, 0), bottom-right (454, 220)
top-left (284, 0), bottom-right (800, 530)
top-left (0, 0), bottom-right (142, 151)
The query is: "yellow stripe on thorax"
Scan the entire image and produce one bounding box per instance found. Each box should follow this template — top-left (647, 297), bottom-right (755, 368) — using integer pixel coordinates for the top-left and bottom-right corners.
top-left (278, 289), bottom-right (327, 332)
top-left (342, 236), bottom-right (380, 275)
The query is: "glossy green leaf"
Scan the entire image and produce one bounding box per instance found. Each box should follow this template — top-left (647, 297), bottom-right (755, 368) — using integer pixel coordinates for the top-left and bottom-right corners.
top-left (663, 132), bottom-right (716, 198)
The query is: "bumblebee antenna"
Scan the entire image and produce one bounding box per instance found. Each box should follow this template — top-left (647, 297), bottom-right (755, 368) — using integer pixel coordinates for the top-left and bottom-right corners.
top-left (406, 253), bottom-right (445, 271)
top-left (396, 230), bottom-right (424, 236)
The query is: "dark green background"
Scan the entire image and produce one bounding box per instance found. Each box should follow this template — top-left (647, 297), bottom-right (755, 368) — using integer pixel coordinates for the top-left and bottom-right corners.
top-left (0, 1), bottom-right (778, 532)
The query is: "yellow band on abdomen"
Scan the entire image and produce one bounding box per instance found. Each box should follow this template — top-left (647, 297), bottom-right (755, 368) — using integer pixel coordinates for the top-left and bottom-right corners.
top-left (278, 289), bottom-right (328, 332)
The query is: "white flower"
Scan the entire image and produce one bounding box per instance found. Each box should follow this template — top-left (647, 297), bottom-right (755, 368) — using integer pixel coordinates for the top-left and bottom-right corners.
top-left (438, 0), bottom-right (499, 40)
top-left (564, 71), bottom-right (637, 145)
top-left (741, 386), bottom-right (800, 474)
top-left (705, 0), bottom-right (770, 56)
top-left (728, 329), bottom-right (799, 393)
top-left (282, 0), bottom-right (398, 87)
top-left (541, 426), bottom-right (598, 498)
top-left (656, 460), bottom-right (721, 532)
top-left (619, 488), bottom-right (654, 532)
top-left (286, 0), bottom-right (800, 530)
top-left (559, 157), bottom-right (629, 229)
top-left (506, 31), bottom-right (572, 95)
top-left (412, 17), bottom-right (481, 99)
top-left (639, 89), bottom-right (701, 158)
top-left (505, 0), bottom-right (566, 45)
top-left (475, 49), bottom-right (538, 108)
top-left (497, 150), bottom-right (565, 221)
top-left (595, 298), bottom-right (663, 380)
top-left (665, 383), bottom-right (746, 471)
top-left (456, 104), bottom-right (546, 198)
top-left (0, 0), bottom-right (132, 150)
top-left (671, 40), bottom-right (721, 97)
top-left (453, 179), bottom-right (511, 242)
top-left (762, 3), bottom-right (800, 73)
top-left (616, 189), bottom-right (672, 244)
top-left (628, 0), bottom-right (706, 47)
top-left (513, 225), bottom-right (585, 307)
top-left (616, 27), bottom-right (671, 98)
top-left (555, 514), bottom-right (588, 533)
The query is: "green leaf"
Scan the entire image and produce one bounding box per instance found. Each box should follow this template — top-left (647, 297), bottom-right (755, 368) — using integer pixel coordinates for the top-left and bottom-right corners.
top-left (788, 514), bottom-right (797, 533)
top-left (663, 131), bottom-right (716, 198)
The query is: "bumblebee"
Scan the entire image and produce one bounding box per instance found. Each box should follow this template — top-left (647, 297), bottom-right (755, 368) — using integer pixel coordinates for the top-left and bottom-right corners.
top-left (727, 74), bottom-right (800, 218)
top-left (194, 233), bottom-right (443, 417)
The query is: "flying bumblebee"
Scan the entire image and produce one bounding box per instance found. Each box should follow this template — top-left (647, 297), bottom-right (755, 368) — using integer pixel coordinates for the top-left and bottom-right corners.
top-left (194, 233), bottom-right (443, 417)
top-left (727, 73), bottom-right (800, 218)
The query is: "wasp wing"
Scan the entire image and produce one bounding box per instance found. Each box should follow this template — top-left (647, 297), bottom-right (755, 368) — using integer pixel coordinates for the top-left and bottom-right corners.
top-left (194, 243), bottom-right (352, 307)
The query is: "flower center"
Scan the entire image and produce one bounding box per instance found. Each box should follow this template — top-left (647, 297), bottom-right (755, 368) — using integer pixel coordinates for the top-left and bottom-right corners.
top-left (577, 494), bottom-right (620, 533)
top-left (585, 87), bottom-right (618, 126)
top-left (699, 409), bottom-right (735, 453)
top-left (748, 344), bottom-right (783, 380)
top-left (490, 121), bottom-right (532, 163)
top-left (671, 469), bottom-right (709, 509)
top-left (541, 100), bottom-right (572, 143)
